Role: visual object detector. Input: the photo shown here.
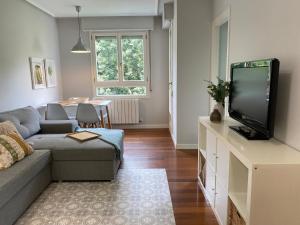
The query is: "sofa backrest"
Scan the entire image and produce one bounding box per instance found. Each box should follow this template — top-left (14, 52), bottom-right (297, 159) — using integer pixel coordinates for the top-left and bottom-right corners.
top-left (0, 106), bottom-right (41, 139)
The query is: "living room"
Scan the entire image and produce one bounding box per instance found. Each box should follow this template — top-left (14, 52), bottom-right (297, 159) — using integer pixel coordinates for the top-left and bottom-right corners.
top-left (1, 0), bottom-right (300, 225)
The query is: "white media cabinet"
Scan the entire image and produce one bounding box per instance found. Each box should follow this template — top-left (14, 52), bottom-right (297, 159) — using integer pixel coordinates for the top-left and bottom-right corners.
top-left (198, 117), bottom-right (300, 225)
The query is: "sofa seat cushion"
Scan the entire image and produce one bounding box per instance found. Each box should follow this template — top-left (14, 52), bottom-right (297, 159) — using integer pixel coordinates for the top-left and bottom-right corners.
top-left (27, 134), bottom-right (119, 161)
top-left (0, 150), bottom-right (51, 209)
top-left (0, 106), bottom-right (41, 139)
top-left (76, 128), bottom-right (124, 160)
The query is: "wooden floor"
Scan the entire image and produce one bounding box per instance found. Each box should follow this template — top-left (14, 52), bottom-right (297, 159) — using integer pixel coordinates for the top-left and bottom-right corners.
top-left (120, 129), bottom-right (218, 225)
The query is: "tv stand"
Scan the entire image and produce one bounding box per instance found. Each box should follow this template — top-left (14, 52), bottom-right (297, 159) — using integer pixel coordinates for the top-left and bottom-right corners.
top-left (198, 117), bottom-right (300, 225)
top-left (229, 126), bottom-right (268, 140)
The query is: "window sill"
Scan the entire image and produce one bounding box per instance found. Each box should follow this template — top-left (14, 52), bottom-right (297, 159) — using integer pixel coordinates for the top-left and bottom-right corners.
top-left (93, 94), bottom-right (151, 100)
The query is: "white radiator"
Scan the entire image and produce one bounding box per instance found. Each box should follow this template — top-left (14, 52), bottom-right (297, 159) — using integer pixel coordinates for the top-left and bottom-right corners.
top-left (108, 99), bottom-right (139, 124)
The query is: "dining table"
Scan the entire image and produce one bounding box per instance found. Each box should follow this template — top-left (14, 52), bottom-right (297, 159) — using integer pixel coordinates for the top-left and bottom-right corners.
top-left (57, 99), bottom-right (112, 129)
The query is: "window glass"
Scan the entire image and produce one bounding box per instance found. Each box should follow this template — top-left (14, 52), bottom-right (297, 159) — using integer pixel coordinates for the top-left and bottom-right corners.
top-left (95, 36), bottom-right (118, 81)
top-left (96, 87), bottom-right (146, 96)
top-left (121, 36), bottom-right (145, 81)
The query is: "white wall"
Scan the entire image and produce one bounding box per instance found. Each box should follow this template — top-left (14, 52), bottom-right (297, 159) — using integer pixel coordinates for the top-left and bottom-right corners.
top-left (0, 0), bottom-right (62, 112)
top-left (213, 0), bottom-right (229, 18)
top-left (57, 16), bottom-right (169, 127)
top-left (213, 0), bottom-right (300, 150)
top-left (176, 0), bottom-right (212, 147)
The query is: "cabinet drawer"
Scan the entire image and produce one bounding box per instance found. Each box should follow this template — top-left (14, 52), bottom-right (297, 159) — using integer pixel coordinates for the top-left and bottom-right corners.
top-left (215, 179), bottom-right (229, 225)
top-left (206, 129), bottom-right (217, 172)
top-left (216, 139), bottom-right (230, 190)
top-left (205, 164), bottom-right (216, 207)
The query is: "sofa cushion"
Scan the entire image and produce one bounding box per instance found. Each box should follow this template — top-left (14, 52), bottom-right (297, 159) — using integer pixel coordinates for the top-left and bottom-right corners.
top-left (27, 134), bottom-right (118, 160)
top-left (77, 128), bottom-right (124, 160)
top-left (0, 106), bottom-right (41, 139)
top-left (0, 150), bottom-right (51, 209)
top-left (0, 134), bottom-right (34, 170)
top-left (40, 120), bottom-right (78, 134)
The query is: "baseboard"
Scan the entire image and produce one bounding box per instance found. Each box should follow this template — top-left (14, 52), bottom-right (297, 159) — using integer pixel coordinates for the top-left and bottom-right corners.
top-left (112, 124), bottom-right (169, 129)
top-left (175, 144), bottom-right (198, 150)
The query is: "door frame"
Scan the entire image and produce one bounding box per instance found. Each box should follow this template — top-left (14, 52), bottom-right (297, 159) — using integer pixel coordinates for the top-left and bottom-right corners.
top-left (210, 8), bottom-right (231, 113)
top-left (169, 21), bottom-right (174, 136)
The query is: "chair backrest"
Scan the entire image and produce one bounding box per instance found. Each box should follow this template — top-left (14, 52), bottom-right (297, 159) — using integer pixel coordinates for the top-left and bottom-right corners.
top-left (76, 103), bottom-right (100, 123)
top-left (46, 103), bottom-right (69, 120)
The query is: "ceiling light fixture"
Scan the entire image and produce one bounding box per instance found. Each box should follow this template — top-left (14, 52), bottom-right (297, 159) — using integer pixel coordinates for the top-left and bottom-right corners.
top-left (71, 6), bottom-right (90, 54)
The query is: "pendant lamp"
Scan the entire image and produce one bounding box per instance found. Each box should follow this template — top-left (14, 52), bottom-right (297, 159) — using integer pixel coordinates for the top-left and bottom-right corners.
top-left (71, 6), bottom-right (90, 53)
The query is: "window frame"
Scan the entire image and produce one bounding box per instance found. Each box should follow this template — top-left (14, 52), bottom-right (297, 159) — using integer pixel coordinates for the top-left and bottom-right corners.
top-left (91, 31), bottom-right (150, 99)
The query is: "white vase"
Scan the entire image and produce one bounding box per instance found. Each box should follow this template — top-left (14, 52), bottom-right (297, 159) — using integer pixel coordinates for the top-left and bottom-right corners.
top-left (214, 102), bottom-right (224, 119)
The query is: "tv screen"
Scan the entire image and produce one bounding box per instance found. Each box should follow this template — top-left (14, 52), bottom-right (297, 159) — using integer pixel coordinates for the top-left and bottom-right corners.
top-left (229, 59), bottom-right (280, 139)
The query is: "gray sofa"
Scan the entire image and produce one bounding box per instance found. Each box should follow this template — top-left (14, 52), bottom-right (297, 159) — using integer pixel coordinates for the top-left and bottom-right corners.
top-left (0, 106), bottom-right (124, 225)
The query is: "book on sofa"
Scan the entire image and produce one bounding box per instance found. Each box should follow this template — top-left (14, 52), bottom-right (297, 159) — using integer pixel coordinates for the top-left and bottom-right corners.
top-left (66, 131), bottom-right (100, 142)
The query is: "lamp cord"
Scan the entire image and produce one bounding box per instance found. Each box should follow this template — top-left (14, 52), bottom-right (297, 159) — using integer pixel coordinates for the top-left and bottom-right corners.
top-left (77, 7), bottom-right (81, 39)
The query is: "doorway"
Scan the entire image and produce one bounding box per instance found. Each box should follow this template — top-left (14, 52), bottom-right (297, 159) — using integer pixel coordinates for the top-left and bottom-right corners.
top-left (210, 9), bottom-right (230, 112)
top-left (218, 21), bottom-right (228, 81)
top-left (169, 21), bottom-right (174, 138)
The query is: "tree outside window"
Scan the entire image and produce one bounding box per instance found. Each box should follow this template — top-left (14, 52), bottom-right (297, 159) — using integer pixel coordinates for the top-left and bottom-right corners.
top-left (92, 32), bottom-right (149, 97)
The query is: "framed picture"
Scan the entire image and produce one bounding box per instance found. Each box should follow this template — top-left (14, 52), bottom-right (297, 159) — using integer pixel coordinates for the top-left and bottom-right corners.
top-left (44, 59), bottom-right (57, 88)
top-left (29, 57), bottom-right (46, 89)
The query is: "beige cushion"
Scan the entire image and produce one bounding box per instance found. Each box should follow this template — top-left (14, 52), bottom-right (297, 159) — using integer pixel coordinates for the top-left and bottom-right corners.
top-left (0, 133), bottom-right (34, 170)
top-left (0, 121), bottom-right (23, 139)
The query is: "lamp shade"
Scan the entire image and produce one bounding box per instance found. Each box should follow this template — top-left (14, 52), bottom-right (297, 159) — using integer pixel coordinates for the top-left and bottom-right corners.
top-left (71, 37), bottom-right (90, 53)
top-left (71, 6), bottom-right (90, 54)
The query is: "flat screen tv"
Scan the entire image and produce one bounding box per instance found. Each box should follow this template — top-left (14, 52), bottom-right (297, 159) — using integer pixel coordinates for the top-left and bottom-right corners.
top-left (229, 58), bottom-right (280, 140)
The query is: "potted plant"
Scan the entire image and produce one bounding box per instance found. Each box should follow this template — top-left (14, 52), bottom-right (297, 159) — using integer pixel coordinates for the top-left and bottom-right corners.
top-left (206, 78), bottom-right (230, 122)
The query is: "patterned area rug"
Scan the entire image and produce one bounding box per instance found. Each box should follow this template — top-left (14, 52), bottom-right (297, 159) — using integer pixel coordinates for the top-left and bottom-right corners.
top-left (16, 169), bottom-right (176, 225)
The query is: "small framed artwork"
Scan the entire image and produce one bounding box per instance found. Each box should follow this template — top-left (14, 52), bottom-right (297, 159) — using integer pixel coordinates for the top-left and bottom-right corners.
top-left (44, 59), bottom-right (57, 88)
top-left (29, 57), bottom-right (46, 89)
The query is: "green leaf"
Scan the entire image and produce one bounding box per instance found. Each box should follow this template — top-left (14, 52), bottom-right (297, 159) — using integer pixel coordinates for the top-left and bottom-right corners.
top-left (205, 78), bottom-right (230, 103)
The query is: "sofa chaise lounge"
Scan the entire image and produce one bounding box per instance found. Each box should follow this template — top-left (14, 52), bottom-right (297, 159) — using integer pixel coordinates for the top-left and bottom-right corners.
top-left (0, 106), bottom-right (124, 225)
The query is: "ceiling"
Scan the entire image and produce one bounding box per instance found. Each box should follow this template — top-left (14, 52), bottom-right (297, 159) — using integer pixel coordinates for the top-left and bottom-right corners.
top-left (25, 0), bottom-right (161, 17)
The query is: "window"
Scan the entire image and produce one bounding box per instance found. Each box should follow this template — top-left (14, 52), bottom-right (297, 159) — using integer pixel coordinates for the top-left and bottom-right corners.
top-left (91, 32), bottom-right (150, 97)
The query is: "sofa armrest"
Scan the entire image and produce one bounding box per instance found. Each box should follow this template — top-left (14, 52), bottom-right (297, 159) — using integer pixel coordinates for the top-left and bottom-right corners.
top-left (40, 120), bottom-right (78, 134)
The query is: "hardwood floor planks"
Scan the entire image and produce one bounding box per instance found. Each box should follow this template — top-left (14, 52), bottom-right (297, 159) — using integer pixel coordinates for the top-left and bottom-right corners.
top-left (121, 129), bottom-right (218, 225)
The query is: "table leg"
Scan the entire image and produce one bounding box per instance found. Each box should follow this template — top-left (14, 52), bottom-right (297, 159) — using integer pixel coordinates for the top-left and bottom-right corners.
top-left (106, 105), bottom-right (112, 129)
top-left (100, 109), bottom-right (105, 128)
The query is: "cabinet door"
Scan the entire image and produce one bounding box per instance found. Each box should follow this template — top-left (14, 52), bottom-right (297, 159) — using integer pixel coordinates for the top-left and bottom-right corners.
top-left (216, 139), bottom-right (230, 190)
top-left (206, 129), bottom-right (217, 172)
top-left (215, 179), bottom-right (228, 225)
top-left (205, 164), bottom-right (216, 207)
